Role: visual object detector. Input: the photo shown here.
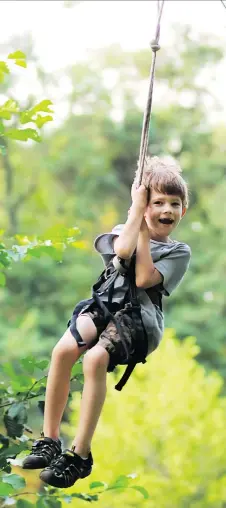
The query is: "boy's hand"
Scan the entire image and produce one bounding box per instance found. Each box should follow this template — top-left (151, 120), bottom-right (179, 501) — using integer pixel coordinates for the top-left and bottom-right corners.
top-left (131, 183), bottom-right (148, 210)
top-left (140, 216), bottom-right (149, 234)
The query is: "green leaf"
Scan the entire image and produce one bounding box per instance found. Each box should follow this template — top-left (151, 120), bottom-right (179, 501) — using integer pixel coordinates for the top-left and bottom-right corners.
top-left (16, 500), bottom-right (34, 508)
top-left (108, 475), bottom-right (130, 489)
top-left (2, 99), bottom-right (18, 113)
top-left (8, 51), bottom-right (26, 60)
top-left (35, 115), bottom-right (53, 129)
top-left (37, 497), bottom-right (61, 508)
top-left (15, 60), bottom-right (27, 68)
top-left (2, 473), bottom-right (26, 490)
top-left (11, 375), bottom-right (33, 392)
top-left (20, 356), bottom-right (36, 375)
top-left (27, 245), bottom-right (63, 261)
top-left (0, 457), bottom-right (11, 474)
top-left (35, 359), bottom-right (49, 371)
top-left (2, 361), bottom-right (17, 378)
top-left (0, 272), bottom-right (6, 287)
top-left (71, 493), bottom-right (98, 501)
top-left (6, 128), bottom-right (41, 142)
top-left (131, 485), bottom-right (150, 499)
top-left (19, 111), bottom-right (34, 124)
top-left (20, 356), bottom-right (48, 375)
top-left (0, 250), bottom-right (11, 267)
top-left (0, 481), bottom-right (14, 497)
top-left (71, 362), bottom-right (83, 377)
top-left (89, 481), bottom-right (107, 489)
top-left (0, 61), bottom-right (9, 74)
top-left (6, 402), bottom-right (28, 424)
top-left (32, 100), bottom-right (54, 114)
top-left (0, 99), bottom-right (19, 119)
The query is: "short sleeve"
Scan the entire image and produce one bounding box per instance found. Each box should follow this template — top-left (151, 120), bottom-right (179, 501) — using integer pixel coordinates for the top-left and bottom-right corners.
top-left (154, 243), bottom-right (191, 296)
top-left (94, 224), bottom-right (123, 266)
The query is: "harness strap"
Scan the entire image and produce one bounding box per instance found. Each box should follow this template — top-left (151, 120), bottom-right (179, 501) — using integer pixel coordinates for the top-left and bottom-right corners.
top-left (114, 358), bottom-right (146, 392)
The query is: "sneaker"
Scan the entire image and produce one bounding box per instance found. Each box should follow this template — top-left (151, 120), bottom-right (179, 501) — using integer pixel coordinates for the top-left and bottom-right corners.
top-left (22, 432), bottom-right (62, 470)
top-left (39, 447), bottom-right (93, 488)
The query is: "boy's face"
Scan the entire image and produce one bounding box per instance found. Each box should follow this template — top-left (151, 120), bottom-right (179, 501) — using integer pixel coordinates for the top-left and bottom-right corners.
top-left (145, 189), bottom-right (186, 237)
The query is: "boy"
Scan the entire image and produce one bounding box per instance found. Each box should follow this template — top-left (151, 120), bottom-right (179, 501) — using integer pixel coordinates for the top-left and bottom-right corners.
top-left (22, 156), bottom-right (191, 489)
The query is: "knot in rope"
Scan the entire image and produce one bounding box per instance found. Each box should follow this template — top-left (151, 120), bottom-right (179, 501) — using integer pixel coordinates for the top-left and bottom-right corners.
top-left (150, 39), bottom-right (160, 52)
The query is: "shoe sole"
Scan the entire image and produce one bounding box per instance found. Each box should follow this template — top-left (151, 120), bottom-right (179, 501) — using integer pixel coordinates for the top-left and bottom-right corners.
top-left (39, 468), bottom-right (92, 488)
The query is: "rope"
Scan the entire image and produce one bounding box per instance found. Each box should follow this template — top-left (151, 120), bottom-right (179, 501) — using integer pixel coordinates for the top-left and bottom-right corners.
top-left (137, 0), bottom-right (165, 186)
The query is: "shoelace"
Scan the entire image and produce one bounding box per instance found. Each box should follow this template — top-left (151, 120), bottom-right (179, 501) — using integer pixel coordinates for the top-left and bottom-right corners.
top-left (49, 450), bottom-right (80, 475)
top-left (32, 438), bottom-right (59, 460)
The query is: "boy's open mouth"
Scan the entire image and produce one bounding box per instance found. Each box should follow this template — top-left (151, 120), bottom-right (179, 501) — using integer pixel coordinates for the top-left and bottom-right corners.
top-left (159, 218), bottom-right (174, 225)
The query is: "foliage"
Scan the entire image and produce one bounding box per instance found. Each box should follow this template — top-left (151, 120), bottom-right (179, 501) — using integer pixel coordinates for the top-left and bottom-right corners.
top-left (1, 29), bottom-right (226, 375)
top-left (0, 354), bottom-right (148, 505)
top-left (0, 22), bottom-right (226, 507)
top-left (0, 51), bottom-right (53, 153)
top-left (64, 331), bottom-right (226, 507)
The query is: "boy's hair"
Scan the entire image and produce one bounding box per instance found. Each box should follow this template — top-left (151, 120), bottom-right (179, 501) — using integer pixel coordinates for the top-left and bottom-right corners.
top-left (134, 156), bottom-right (189, 208)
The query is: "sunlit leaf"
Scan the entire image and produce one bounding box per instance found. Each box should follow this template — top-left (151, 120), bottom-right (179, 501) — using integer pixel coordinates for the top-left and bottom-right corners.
top-left (0, 61), bottom-right (9, 74)
top-left (8, 51), bottom-right (26, 60)
top-left (35, 115), bottom-right (53, 128)
top-left (0, 100), bottom-right (19, 121)
top-left (131, 485), bottom-right (150, 499)
top-left (15, 60), bottom-right (27, 68)
top-left (0, 481), bottom-right (14, 496)
top-left (32, 100), bottom-right (54, 114)
top-left (89, 481), bottom-right (108, 489)
top-left (5, 128), bottom-right (41, 142)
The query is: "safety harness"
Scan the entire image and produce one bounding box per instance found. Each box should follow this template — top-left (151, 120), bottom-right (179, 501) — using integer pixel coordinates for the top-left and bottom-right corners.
top-left (92, 255), bottom-right (149, 391)
top-left (69, 255), bottom-right (162, 391)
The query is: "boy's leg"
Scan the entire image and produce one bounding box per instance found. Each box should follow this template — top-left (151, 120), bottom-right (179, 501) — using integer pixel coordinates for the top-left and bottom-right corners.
top-left (22, 315), bottom-right (97, 470)
top-left (72, 344), bottom-right (110, 458)
top-left (43, 316), bottom-right (98, 440)
top-left (39, 342), bottom-right (110, 488)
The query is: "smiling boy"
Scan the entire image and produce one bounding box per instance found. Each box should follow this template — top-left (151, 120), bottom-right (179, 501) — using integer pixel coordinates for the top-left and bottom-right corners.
top-left (22, 156), bottom-right (191, 489)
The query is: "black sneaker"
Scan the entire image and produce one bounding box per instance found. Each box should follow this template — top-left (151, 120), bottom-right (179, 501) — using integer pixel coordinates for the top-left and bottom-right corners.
top-left (39, 447), bottom-right (93, 488)
top-left (22, 432), bottom-right (62, 470)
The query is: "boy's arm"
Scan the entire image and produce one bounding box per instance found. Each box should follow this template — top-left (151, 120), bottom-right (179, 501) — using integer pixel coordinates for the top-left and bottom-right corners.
top-left (135, 218), bottom-right (163, 288)
top-left (114, 185), bottom-right (147, 260)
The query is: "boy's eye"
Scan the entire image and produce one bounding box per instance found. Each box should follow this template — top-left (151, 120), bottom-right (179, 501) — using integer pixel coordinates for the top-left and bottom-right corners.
top-left (172, 202), bottom-right (180, 207)
top-left (154, 201), bottom-right (162, 205)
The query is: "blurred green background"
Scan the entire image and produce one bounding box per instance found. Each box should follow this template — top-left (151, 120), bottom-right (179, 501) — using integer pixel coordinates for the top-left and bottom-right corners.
top-left (0, 1), bottom-right (226, 506)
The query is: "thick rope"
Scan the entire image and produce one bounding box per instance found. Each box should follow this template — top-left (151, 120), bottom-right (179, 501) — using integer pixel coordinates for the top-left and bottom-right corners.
top-left (137, 0), bottom-right (165, 186)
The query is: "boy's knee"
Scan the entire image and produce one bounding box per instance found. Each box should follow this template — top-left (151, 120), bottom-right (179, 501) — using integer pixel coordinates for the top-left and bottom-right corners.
top-left (83, 345), bottom-right (109, 375)
top-left (52, 339), bottom-right (77, 364)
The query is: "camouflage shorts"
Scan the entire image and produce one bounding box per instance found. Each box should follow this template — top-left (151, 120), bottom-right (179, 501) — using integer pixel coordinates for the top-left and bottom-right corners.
top-left (69, 301), bottom-right (144, 372)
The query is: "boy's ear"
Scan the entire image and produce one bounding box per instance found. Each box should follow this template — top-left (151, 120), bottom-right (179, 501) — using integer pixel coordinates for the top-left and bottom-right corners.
top-left (181, 207), bottom-right (187, 218)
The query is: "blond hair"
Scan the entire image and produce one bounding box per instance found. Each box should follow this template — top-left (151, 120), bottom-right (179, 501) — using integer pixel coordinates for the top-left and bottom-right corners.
top-left (134, 156), bottom-right (189, 208)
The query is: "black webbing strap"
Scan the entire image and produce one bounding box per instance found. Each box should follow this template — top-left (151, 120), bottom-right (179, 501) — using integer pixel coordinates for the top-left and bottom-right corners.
top-left (114, 359), bottom-right (138, 392)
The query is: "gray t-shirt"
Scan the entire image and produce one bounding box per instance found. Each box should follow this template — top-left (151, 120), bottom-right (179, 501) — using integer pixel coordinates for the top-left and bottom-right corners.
top-left (94, 224), bottom-right (191, 354)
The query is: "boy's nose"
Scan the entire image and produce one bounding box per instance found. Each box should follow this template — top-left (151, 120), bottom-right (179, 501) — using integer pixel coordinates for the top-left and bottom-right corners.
top-left (163, 205), bottom-right (172, 213)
